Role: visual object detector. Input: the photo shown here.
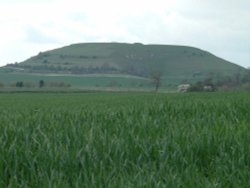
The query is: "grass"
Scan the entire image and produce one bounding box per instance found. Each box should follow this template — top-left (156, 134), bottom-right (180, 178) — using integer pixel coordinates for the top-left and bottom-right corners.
top-left (0, 72), bottom-right (152, 89)
top-left (0, 92), bottom-right (249, 187)
top-left (0, 71), bottom-right (211, 91)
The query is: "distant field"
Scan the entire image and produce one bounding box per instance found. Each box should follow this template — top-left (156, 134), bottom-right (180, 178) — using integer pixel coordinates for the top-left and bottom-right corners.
top-left (0, 92), bottom-right (249, 187)
top-left (0, 72), bottom-right (153, 89)
top-left (0, 72), bottom-right (205, 90)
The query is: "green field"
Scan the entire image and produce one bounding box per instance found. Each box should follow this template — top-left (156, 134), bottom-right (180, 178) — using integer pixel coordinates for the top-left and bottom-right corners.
top-left (0, 72), bottom-right (207, 91)
top-left (0, 92), bottom-right (249, 187)
top-left (0, 72), bottom-right (153, 89)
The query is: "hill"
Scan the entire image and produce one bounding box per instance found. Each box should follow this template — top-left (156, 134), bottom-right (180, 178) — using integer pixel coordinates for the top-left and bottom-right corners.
top-left (1, 43), bottom-right (246, 89)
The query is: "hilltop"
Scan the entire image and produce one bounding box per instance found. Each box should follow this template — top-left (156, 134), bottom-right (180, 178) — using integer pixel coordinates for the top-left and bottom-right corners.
top-left (1, 43), bottom-right (246, 89)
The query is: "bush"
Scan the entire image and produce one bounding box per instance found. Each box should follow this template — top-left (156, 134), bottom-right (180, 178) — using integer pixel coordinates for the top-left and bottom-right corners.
top-left (16, 81), bottom-right (24, 88)
top-left (188, 82), bottom-right (203, 92)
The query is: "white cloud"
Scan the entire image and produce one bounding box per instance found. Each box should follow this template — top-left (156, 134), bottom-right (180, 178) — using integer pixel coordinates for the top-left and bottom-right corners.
top-left (0, 0), bottom-right (249, 67)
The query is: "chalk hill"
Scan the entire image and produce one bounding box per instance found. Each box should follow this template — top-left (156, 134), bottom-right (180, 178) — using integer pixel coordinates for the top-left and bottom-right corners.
top-left (5, 43), bottom-right (244, 78)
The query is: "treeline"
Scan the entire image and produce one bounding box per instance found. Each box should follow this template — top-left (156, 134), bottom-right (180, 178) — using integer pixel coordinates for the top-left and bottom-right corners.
top-left (188, 78), bottom-right (216, 92)
top-left (0, 80), bottom-right (71, 89)
top-left (189, 70), bottom-right (250, 91)
top-left (216, 71), bottom-right (250, 87)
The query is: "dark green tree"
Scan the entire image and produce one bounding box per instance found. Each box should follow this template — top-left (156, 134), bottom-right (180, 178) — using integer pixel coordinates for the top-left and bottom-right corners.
top-left (16, 81), bottom-right (23, 88)
top-left (151, 70), bottom-right (162, 92)
top-left (39, 80), bottom-right (45, 88)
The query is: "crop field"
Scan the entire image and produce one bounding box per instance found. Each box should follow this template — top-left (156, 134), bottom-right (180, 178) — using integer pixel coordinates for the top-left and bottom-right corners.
top-left (0, 92), bottom-right (249, 187)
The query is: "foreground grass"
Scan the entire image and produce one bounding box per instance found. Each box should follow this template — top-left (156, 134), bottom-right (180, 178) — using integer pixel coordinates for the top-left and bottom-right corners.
top-left (0, 92), bottom-right (249, 187)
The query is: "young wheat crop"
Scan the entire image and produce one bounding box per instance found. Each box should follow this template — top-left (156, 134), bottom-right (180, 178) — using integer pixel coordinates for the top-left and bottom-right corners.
top-left (0, 92), bottom-right (249, 187)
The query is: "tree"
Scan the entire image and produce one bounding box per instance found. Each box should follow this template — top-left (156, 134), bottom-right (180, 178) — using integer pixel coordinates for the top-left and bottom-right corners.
top-left (188, 81), bottom-right (203, 92)
top-left (39, 80), bottom-right (45, 88)
top-left (151, 70), bottom-right (162, 92)
top-left (188, 78), bottom-right (216, 92)
top-left (16, 81), bottom-right (23, 88)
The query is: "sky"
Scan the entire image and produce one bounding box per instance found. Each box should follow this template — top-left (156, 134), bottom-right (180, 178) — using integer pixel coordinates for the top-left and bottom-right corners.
top-left (0, 0), bottom-right (249, 67)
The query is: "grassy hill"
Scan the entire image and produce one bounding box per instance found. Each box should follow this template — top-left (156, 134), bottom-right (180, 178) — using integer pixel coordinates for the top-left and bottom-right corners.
top-left (1, 43), bottom-right (246, 89)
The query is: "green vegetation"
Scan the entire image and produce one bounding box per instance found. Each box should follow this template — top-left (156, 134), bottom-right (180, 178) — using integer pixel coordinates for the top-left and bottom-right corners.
top-left (0, 72), bottom-right (152, 90)
top-left (0, 92), bottom-right (249, 187)
top-left (3, 43), bottom-right (246, 85)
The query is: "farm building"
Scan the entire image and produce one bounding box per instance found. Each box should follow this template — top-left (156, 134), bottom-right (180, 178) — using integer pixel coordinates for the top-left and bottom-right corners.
top-left (178, 84), bottom-right (191, 92)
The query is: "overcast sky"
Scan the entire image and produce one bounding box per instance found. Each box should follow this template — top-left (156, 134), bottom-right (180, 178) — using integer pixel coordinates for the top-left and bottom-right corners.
top-left (0, 0), bottom-right (249, 67)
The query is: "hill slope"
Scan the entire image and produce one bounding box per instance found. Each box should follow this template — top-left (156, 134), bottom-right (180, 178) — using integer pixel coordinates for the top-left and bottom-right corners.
top-left (1, 43), bottom-right (246, 89)
top-left (5, 43), bottom-right (245, 77)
